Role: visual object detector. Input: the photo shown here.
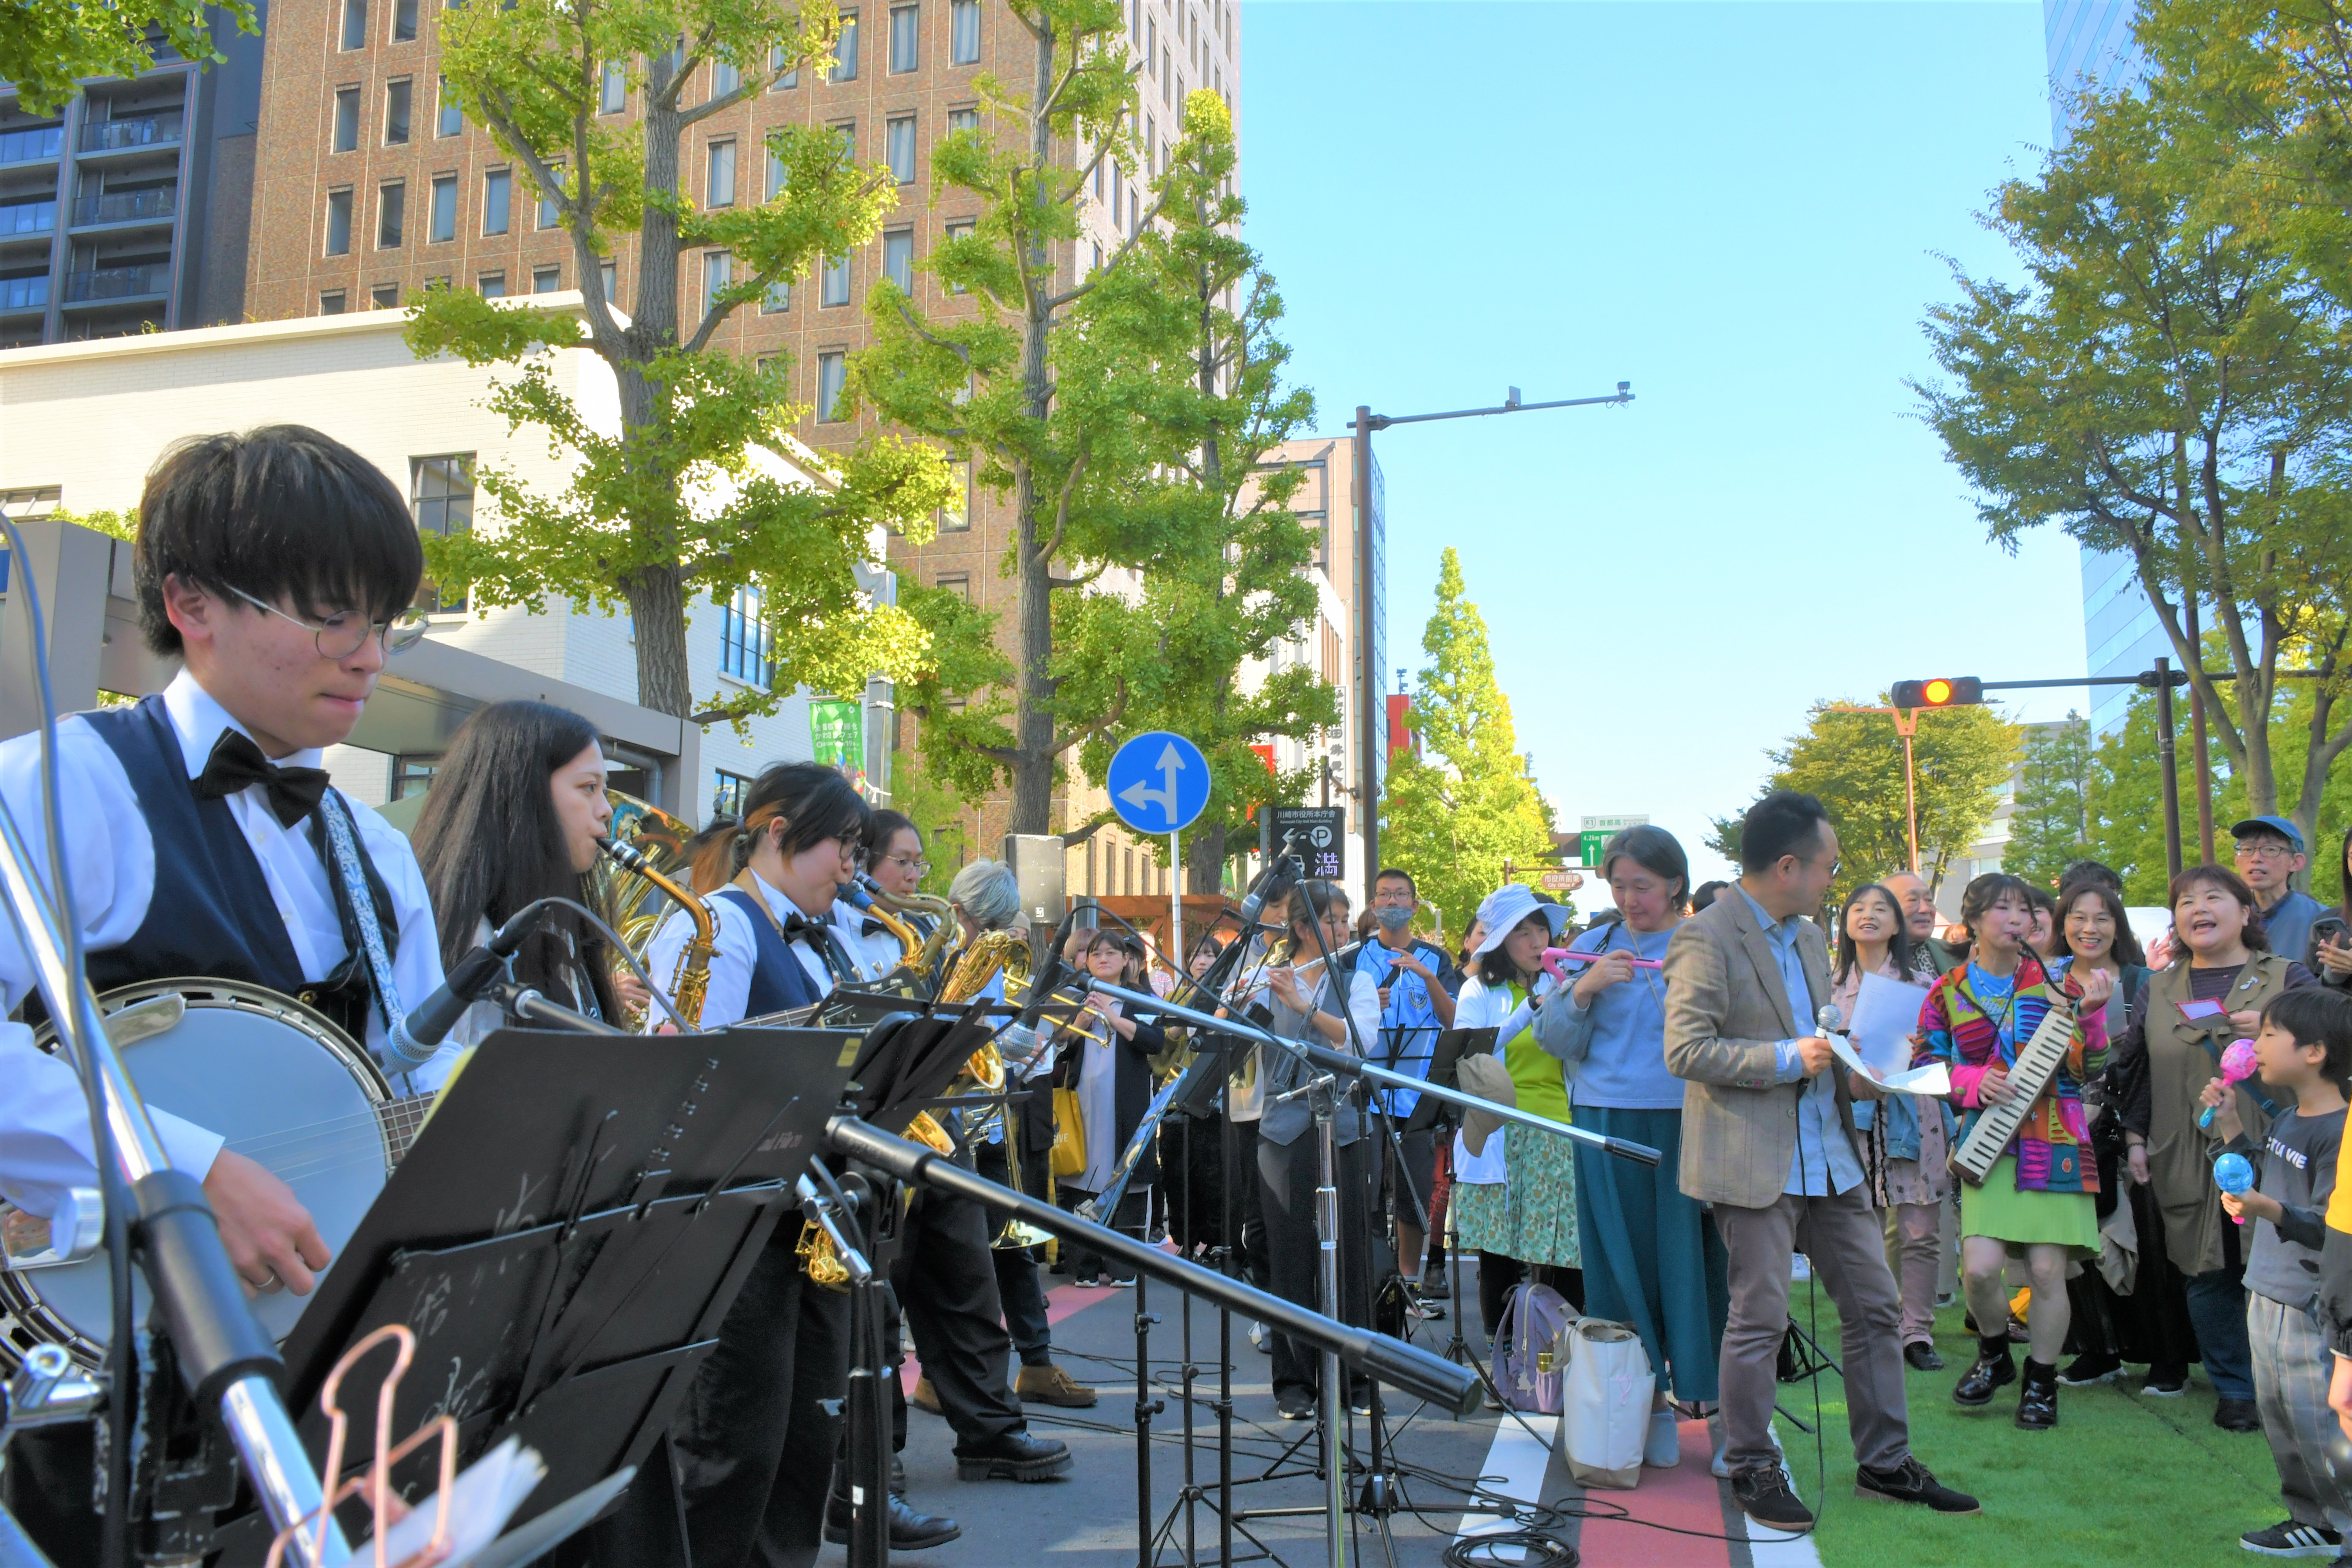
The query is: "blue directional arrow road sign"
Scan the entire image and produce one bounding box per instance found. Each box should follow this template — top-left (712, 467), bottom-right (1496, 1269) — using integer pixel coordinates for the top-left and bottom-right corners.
top-left (1107, 731), bottom-right (1211, 837)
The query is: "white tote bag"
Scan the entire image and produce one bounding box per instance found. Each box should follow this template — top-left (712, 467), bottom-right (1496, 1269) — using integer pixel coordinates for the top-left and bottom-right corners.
top-left (1556, 1319), bottom-right (1653, 1489)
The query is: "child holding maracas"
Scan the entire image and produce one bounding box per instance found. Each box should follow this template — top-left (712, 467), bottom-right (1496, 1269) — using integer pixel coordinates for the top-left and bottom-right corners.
top-left (2202, 989), bottom-right (2352, 1558)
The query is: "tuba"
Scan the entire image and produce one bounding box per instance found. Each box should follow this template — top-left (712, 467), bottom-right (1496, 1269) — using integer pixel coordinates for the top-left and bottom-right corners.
top-left (598, 835), bottom-right (716, 1026)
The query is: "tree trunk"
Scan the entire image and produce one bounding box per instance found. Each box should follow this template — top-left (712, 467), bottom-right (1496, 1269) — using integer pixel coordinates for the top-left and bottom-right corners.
top-left (1005, 16), bottom-right (1061, 837)
top-left (626, 563), bottom-right (693, 718)
top-left (1189, 823), bottom-right (1225, 894)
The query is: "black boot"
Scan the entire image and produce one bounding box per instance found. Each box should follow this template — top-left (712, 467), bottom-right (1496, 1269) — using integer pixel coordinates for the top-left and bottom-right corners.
top-left (2016, 1357), bottom-right (2058, 1429)
top-left (824, 1470), bottom-right (962, 1550)
top-left (1952, 1336), bottom-right (2015, 1407)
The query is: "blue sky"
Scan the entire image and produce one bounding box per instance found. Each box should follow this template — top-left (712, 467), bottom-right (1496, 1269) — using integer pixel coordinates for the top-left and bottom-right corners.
top-left (1238, 0), bottom-right (2081, 884)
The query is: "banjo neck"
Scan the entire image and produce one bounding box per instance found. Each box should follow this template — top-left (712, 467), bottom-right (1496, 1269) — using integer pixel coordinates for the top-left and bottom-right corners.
top-left (378, 1092), bottom-right (440, 1165)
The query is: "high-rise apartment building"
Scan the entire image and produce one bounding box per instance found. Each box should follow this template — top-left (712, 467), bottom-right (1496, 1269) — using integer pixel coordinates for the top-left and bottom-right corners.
top-left (0, 8), bottom-right (269, 349)
top-left (2044, 0), bottom-right (2166, 733)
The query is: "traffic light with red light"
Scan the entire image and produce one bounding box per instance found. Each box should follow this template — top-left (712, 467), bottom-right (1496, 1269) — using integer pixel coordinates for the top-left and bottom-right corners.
top-left (1891, 677), bottom-right (1984, 710)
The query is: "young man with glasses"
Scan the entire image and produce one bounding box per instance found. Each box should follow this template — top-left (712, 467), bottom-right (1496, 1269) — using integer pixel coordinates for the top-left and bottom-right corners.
top-left (1346, 866), bottom-right (1458, 1307)
top-left (2235, 816), bottom-right (2328, 974)
top-left (0, 426), bottom-right (458, 1561)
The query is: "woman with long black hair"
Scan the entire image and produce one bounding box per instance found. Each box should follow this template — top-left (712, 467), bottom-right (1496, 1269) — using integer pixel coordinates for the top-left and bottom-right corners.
top-left (409, 700), bottom-right (631, 1029)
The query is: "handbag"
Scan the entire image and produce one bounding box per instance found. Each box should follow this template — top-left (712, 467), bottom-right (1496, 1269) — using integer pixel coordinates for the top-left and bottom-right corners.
top-left (1050, 1086), bottom-right (1087, 1178)
top-left (1557, 1318), bottom-right (1655, 1489)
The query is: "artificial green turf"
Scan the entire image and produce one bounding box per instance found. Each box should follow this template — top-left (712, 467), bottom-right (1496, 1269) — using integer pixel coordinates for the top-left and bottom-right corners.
top-left (1784, 1293), bottom-right (2308, 1568)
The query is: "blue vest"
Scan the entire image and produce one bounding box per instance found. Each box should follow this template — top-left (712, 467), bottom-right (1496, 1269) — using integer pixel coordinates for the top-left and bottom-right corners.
top-left (74, 696), bottom-right (386, 1039)
top-left (1355, 937), bottom-right (1451, 1114)
top-left (713, 886), bottom-right (827, 1016)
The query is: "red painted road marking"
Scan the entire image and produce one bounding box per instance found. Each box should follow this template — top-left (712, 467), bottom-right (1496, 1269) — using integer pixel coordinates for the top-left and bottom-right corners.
top-left (898, 1274), bottom-right (1125, 1393)
top-left (1574, 1417), bottom-right (1734, 1568)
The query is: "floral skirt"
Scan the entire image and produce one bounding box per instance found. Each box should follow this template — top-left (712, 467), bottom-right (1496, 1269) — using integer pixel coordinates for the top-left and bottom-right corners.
top-left (1450, 1127), bottom-right (1579, 1267)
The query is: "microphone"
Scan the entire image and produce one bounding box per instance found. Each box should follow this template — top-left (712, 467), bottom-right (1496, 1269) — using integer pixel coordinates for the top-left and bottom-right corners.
top-left (1236, 829), bottom-right (1304, 927)
top-left (2198, 1039), bottom-right (2259, 1131)
top-left (382, 900), bottom-right (550, 1067)
top-left (1816, 1002), bottom-right (1843, 1035)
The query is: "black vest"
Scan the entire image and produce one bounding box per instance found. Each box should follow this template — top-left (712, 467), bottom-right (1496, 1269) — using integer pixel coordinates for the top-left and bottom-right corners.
top-left (712, 885), bottom-right (827, 1017)
top-left (74, 696), bottom-right (384, 1040)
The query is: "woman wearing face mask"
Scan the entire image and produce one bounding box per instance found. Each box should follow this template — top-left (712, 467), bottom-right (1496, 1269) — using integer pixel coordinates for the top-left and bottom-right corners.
top-left (1537, 826), bottom-right (1726, 1470)
top-left (2115, 865), bottom-right (2317, 1430)
top-left (1829, 881), bottom-right (1949, 1374)
top-left (1916, 874), bottom-right (2113, 1429)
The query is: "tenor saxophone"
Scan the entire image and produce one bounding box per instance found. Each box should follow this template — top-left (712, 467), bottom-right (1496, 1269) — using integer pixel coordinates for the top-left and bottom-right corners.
top-left (597, 836), bottom-right (717, 1026)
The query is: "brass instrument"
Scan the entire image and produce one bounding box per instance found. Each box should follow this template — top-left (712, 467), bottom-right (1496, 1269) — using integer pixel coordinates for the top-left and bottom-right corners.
top-left (597, 836), bottom-right (717, 1026)
top-left (862, 874), bottom-right (959, 993)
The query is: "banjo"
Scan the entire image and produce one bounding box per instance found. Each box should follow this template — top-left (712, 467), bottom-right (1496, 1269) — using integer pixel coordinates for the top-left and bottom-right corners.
top-left (0, 978), bottom-right (430, 1370)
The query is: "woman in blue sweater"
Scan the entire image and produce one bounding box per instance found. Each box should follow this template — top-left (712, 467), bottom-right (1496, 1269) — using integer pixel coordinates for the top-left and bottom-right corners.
top-left (1535, 825), bottom-right (1729, 1472)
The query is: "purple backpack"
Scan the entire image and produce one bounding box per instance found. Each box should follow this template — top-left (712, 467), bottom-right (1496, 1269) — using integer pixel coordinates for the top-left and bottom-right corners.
top-left (1492, 1282), bottom-right (1571, 1413)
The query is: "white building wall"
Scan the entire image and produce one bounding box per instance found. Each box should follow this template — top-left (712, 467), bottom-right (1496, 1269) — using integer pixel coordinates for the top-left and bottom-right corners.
top-left (0, 300), bottom-right (880, 821)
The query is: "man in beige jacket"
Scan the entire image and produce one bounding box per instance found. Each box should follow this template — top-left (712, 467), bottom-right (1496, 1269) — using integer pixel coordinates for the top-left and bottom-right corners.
top-left (1663, 791), bottom-right (1978, 1530)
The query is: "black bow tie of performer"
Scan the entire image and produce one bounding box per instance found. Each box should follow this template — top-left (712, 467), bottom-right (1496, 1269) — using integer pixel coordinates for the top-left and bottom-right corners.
top-left (192, 728), bottom-right (330, 828)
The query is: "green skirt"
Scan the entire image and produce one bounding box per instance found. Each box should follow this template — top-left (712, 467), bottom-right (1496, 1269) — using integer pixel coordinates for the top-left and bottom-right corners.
top-left (1452, 1127), bottom-right (1580, 1267)
top-left (1960, 1155), bottom-right (2099, 1254)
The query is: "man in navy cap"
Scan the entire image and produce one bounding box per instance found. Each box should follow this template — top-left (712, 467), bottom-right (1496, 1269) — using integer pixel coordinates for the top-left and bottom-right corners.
top-left (2234, 814), bottom-right (2328, 969)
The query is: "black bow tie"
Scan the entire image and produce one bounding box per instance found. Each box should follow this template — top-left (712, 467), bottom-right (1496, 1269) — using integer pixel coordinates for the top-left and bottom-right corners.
top-left (782, 912), bottom-right (830, 943)
top-left (193, 730), bottom-right (330, 829)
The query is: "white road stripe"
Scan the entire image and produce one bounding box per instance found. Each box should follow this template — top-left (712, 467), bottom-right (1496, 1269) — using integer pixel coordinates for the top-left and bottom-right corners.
top-left (1453, 1407), bottom-right (1554, 1563)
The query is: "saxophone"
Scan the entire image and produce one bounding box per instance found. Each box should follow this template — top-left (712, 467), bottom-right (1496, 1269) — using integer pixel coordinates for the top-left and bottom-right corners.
top-left (597, 836), bottom-right (716, 1026)
top-left (899, 927), bottom-right (1030, 1152)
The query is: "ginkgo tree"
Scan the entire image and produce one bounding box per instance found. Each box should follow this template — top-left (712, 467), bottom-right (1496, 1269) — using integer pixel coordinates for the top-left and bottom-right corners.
top-left (410, 0), bottom-right (956, 720)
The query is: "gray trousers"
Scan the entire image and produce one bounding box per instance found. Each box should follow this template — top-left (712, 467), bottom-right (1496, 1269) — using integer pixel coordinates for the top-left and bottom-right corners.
top-left (2249, 1291), bottom-right (2352, 1533)
top-left (1715, 1184), bottom-right (1910, 1476)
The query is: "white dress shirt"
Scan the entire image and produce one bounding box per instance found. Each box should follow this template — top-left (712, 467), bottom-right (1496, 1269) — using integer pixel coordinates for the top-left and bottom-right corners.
top-left (831, 897), bottom-right (901, 983)
top-left (644, 868), bottom-right (833, 1027)
top-left (0, 670), bottom-right (455, 1218)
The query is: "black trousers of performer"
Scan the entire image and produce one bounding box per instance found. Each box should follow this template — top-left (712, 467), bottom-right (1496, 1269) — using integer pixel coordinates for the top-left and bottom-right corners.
top-left (593, 1222), bottom-right (847, 1568)
top-left (975, 1138), bottom-right (1053, 1367)
top-left (1257, 1130), bottom-right (1377, 1402)
top-left (3, 1425), bottom-right (98, 1567)
top-left (890, 1177), bottom-right (1027, 1448)
top-left (1231, 1115), bottom-right (1271, 1293)
top-left (1054, 1183), bottom-right (1149, 1279)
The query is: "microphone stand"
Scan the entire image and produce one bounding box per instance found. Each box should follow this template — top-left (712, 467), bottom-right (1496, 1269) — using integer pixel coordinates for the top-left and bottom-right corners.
top-left (0, 795), bottom-right (349, 1565)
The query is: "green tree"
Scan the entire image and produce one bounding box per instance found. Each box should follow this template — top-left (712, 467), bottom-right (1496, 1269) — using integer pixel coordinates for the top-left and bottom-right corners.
top-left (408, 0), bottom-right (956, 721)
top-left (1067, 92), bottom-right (1334, 891)
top-left (1914, 78), bottom-right (2352, 851)
top-left (1381, 548), bottom-right (1557, 938)
top-left (854, 0), bottom-right (1212, 835)
top-left (2005, 715), bottom-right (2094, 892)
top-left (1710, 700), bottom-right (2022, 898)
top-left (0, 0), bottom-right (250, 116)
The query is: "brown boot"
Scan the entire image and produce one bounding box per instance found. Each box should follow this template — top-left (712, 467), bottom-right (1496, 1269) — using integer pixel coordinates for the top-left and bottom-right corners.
top-left (1015, 1363), bottom-right (1098, 1407)
top-left (910, 1376), bottom-right (943, 1414)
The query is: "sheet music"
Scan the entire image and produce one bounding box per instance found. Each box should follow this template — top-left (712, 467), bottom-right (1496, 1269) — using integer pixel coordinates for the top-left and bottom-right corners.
top-left (1827, 1029), bottom-right (1951, 1098)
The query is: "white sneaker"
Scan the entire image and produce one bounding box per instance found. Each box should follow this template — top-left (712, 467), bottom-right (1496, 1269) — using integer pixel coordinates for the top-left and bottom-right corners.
top-left (1644, 1407), bottom-right (1681, 1468)
top-left (1249, 1320), bottom-right (1271, 1353)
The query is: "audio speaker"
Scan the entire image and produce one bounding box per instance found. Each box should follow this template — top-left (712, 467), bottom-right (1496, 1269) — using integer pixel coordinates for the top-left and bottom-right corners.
top-left (1003, 834), bottom-right (1067, 931)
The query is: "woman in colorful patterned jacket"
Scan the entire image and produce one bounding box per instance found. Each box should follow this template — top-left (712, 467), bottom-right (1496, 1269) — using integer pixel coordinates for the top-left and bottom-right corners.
top-left (1913, 872), bottom-right (2113, 1431)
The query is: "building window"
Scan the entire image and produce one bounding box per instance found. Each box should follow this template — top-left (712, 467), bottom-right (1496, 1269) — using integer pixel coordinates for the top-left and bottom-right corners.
top-left (429, 173), bottom-right (456, 242)
top-left (769, 43), bottom-right (798, 88)
top-left (377, 181), bottom-right (404, 247)
top-left (712, 768), bottom-right (752, 818)
top-left (718, 584), bottom-right (773, 685)
top-left (936, 570), bottom-right (970, 600)
top-left (885, 115), bottom-right (915, 183)
top-left (320, 289), bottom-right (347, 314)
top-left (482, 168), bottom-right (510, 234)
top-left (947, 106), bottom-right (977, 134)
top-left (762, 279), bottom-right (789, 313)
top-left (325, 187), bottom-right (354, 254)
top-left (537, 168), bottom-right (563, 229)
top-left (372, 281), bottom-right (399, 308)
top-left (939, 462), bottom-right (970, 530)
top-left (706, 138), bottom-right (736, 206)
top-left (436, 76), bottom-right (461, 136)
top-left (766, 147), bottom-right (788, 201)
top-left (702, 248), bottom-right (731, 311)
top-left (340, 0), bottom-right (367, 49)
top-left (599, 258), bottom-right (617, 301)
top-left (831, 10), bottom-right (858, 80)
top-left (391, 0), bottom-right (417, 41)
top-left (411, 453), bottom-right (474, 612)
top-left (890, 4), bottom-right (917, 71)
top-left (532, 264), bottom-right (560, 292)
top-left (831, 119), bottom-right (855, 158)
top-left (882, 227), bottom-right (912, 292)
top-left (712, 58), bottom-right (739, 98)
top-left (333, 87), bottom-right (360, 152)
top-left (391, 756), bottom-right (439, 800)
top-left (478, 271), bottom-right (505, 296)
top-left (384, 78), bottom-right (412, 144)
top-left (944, 217), bottom-right (972, 295)
top-left (817, 351), bottom-right (847, 420)
top-left (950, 0), bottom-right (978, 63)
top-left (822, 253), bottom-right (849, 306)
top-left (601, 60), bottom-right (626, 113)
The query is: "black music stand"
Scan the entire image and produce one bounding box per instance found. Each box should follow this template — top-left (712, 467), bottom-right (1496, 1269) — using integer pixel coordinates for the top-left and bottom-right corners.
top-left (1402, 1026), bottom-right (1496, 1134)
top-left (208, 1025), bottom-right (862, 1566)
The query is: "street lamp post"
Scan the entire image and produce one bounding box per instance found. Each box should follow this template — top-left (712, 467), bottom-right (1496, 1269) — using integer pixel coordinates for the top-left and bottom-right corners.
top-left (1350, 382), bottom-right (1634, 886)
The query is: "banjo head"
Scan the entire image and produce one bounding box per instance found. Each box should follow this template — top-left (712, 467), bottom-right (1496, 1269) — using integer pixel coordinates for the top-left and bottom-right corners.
top-left (1, 980), bottom-right (392, 1371)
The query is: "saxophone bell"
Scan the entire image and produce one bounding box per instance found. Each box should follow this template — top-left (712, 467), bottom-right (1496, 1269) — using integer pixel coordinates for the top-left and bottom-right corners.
top-left (597, 836), bottom-right (718, 1028)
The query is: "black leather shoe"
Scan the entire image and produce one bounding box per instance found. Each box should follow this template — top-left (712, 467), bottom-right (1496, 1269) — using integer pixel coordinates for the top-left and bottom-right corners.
top-left (1731, 1466), bottom-right (1814, 1530)
top-left (2216, 1397), bottom-right (2263, 1433)
top-left (953, 1429), bottom-right (1074, 1482)
top-left (1952, 1339), bottom-right (2015, 1407)
top-left (2015, 1358), bottom-right (2058, 1429)
top-left (1856, 1456), bottom-right (1979, 1514)
top-left (823, 1490), bottom-right (962, 1549)
top-left (1903, 1341), bottom-right (1945, 1372)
